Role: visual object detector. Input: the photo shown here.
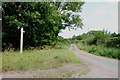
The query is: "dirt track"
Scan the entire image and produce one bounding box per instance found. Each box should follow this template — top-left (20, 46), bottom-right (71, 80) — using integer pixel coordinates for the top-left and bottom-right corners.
top-left (70, 44), bottom-right (118, 78)
top-left (3, 63), bottom-right (88, 78)
top-left (2, 44), bottom-right (119, 78)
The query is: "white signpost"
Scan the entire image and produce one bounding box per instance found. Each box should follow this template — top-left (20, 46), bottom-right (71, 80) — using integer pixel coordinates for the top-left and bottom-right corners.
top-left (20, 27), bottom-right (25, 54)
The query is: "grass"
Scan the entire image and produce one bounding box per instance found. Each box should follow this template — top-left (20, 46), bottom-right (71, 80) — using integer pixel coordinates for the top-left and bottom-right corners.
top-left (0, 52), bottom-right (1, 73)
top-left (2, 45), bottom-right (80, 72)
top-left (76, 43), bottom-right (119, 60)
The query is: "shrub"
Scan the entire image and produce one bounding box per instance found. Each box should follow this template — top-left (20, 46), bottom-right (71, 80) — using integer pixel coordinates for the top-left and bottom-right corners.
top-left (77, 43), bottom-right (119, 60)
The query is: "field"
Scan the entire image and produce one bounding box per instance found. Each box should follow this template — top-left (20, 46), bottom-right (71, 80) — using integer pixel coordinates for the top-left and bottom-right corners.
top-left (2, 45), bottom-right (80, 72)
top-left (76, 43), bottom-right (119, 59)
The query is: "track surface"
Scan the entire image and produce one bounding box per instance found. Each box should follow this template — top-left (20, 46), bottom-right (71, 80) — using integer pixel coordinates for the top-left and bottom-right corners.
top-left (2, 44), bottom-right (119, 78)
top-left (70, 44), bottom-right (118, 78)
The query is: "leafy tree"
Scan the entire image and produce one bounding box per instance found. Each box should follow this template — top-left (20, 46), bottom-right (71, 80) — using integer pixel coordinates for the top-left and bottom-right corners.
top-left (75, 30), bottom-right (111, 45)
top-left (107, 33), bottom-right (120, 48)
top-left (2, 2), bottom-right (84, 51)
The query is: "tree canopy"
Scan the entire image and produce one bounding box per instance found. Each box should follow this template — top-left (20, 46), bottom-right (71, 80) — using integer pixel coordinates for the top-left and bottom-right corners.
top-left (2, 2), bottom-right (84, 51)
top-left (71, 30), bottom-right (120, 48)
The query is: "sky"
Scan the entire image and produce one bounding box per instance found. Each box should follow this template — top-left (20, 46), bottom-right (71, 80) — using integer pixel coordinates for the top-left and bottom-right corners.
top-left (59, 0), bottom-right (118, 38)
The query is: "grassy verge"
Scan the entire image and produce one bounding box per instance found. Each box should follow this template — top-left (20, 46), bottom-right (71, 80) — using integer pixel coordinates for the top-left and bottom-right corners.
top-left (76, 43), bottom-right (119, 60)
top-left (0, 52), bottom-right (1, 73)
top-left (2, 45), bottom-right (80, 72)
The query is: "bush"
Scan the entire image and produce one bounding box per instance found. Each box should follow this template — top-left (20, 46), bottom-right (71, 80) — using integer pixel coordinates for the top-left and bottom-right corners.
top-left (106, 37), bottom-right (120, 48)
top-left (77, 43), bottom-right (119, 60)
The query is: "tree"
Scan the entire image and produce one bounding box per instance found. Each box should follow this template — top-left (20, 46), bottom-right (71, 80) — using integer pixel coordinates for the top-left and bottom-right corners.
top-left (79, 30), bottom-right (111, 45)
top-left (2, 2), bottom-right (84, 51)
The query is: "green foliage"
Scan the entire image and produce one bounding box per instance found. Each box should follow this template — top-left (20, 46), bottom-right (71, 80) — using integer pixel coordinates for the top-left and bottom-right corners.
top-left (80, 30), bottom-right (111, 45)
top-left (72, 30), bottom-right (119, 59)
top-left (72, 35), bottom-right (82, 41)
top-left (77, 43), bottom-right (119, 59)
top-left (2, 2), bottom-right (84, 51)
top-left (72, 30), bottom-right (119, 47)
top-left (106, 33), bottom-right (120, 48)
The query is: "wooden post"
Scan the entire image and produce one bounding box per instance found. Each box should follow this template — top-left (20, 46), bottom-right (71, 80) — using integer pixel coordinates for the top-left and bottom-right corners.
top-left (20, 27), bottom-right (25, 54)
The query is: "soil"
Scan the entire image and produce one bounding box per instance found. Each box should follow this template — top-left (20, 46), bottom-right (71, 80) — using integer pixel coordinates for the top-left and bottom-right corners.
top-left (2, 64), bottom-right (88, 78)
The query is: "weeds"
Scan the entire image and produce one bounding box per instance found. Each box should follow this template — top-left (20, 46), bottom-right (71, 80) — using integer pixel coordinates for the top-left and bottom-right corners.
top-left (77, 43), bottom-right (119, 59)
top-left (2, 45), bottom-right (80, 72)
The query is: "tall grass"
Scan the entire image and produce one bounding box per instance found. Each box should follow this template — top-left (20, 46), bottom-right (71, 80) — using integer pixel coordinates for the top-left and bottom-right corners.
top-left (2, 45), bottom-right (80, 72)
top-left (0, 52), bottom-right (1, 73)
top-left (76, 43), bottom-right (119, 60)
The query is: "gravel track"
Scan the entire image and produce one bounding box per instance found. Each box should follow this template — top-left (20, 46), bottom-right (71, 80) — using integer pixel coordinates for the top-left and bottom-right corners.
top-left (70, 44), bottom-right (118, 78)
top-left (2, 44), bottom-right (118, 78)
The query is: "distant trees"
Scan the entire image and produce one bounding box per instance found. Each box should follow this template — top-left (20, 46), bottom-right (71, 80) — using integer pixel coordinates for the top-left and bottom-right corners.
top-left (71, 30), bottom-right (119, 48)
top-left (72, 35), bottom-right (81, 41)
top-left (2, 2), bottom-right (84, 51)
top-left (86, 30), bottom-right (111, 45)
top-left (73, 30), bottom-right (119, 59)
top-left (107, 32), bottom-right (120, 48)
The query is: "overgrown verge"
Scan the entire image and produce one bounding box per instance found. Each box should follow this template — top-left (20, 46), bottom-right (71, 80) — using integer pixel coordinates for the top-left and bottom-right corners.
top-left (2, 44), bottom-right (80, 72)
top-left (0, 53), bottom-right (1, 74)
top-left (76, 43), bottom-right (119, 60)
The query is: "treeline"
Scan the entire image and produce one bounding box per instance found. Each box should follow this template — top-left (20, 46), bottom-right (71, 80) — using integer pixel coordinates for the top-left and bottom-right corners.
top-left (71, 30), bottom-right (120, 48)
top-left (71, 30), bottom-right (120, 59)
top-left (2, 2), bottom-right (84, 51)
